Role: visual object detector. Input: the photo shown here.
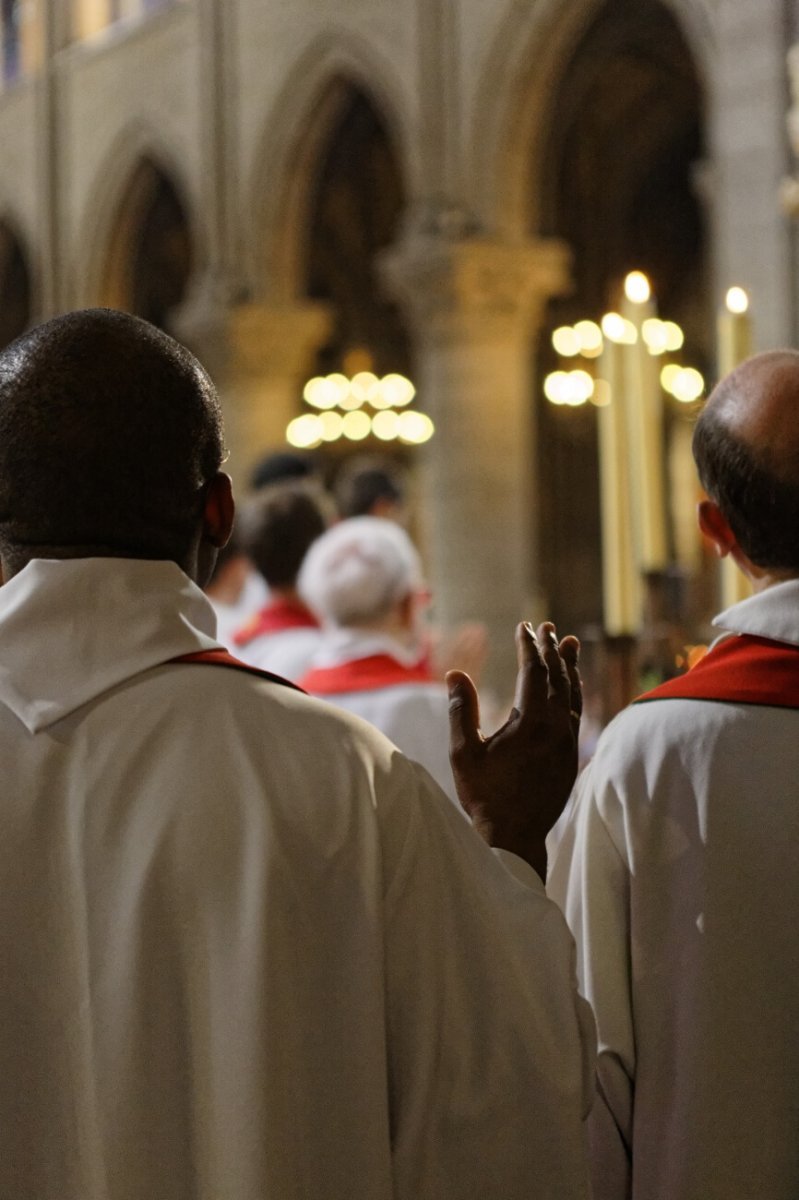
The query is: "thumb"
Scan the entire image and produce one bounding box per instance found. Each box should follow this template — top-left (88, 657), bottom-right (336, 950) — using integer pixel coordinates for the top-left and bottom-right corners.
top-left (447, 670), bottom-right (482, 763)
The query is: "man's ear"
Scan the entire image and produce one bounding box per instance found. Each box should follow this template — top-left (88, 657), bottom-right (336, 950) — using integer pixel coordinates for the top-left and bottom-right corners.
top-left (697, 499), bottom-right (735, 558)
top-left (202, 472), bottom-right (235, 548)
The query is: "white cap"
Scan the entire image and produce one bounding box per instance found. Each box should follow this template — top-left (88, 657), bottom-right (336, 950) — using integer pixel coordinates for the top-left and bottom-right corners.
top-left (298, 516), bottom-right (423, 627)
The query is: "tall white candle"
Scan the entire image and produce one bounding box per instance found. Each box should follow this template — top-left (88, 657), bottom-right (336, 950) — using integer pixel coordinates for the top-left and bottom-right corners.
top-left (621, 273), bottom-right (668, 573)
top-left (598, 327), bottom-right (642, 635)
top-left (717, 287), bottom-right (754, 608)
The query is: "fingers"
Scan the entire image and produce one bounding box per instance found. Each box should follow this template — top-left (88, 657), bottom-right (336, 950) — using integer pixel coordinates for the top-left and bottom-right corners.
top-left (447, 670), bottom-right (482, 762)
top-left (512, 622), bottom-right (549, 716)
top-left (535, 621), bottom-right (573, 711)
top-left (559, 635), bottom-right (583, 737)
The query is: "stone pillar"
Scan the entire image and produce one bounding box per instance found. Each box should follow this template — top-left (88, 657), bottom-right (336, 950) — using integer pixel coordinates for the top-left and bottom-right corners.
top-left (382, 231), bottom-right (570, 697)
top-left (173, 290), bottom-right (331, 492)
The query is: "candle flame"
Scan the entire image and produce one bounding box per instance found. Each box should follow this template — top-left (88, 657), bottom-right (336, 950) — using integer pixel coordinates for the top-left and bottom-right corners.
top-left (624, 271), bottom-right (651, 304)
top-left (725, 286), bottom-right (749, 315)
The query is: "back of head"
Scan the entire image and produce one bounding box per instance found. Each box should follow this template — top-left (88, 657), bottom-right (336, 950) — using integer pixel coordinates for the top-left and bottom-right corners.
top-left (237, 479), bottom-right (332, 588)
top-left (693, 350), bottom-right (799, 572)
top-left (249, 450), bottom-right (314, 492)
top-left (0, 308), bottom-right (224, 569)
top-left (333, 456), bottom-right (406, 519)
top-left (298, 516), bottom-right (422, 627)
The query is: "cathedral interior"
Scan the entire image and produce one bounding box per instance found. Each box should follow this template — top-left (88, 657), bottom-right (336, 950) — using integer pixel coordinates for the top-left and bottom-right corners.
top-left (1, 0), bottom-right (798, 710)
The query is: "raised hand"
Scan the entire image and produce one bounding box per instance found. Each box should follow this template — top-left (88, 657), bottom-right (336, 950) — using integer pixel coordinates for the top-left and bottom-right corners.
top-left (447, 621), bottom-right (581, 881)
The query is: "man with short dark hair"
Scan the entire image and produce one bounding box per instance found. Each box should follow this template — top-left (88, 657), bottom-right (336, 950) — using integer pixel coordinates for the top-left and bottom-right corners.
top-left (0, 308), bottom-right (593, 1200)
top-left (333, 454), bottom-right (407, 522)
top-left (232, 479), bottom-right (332, 680)
top-left (549, 350), bottom-right (799, 1200)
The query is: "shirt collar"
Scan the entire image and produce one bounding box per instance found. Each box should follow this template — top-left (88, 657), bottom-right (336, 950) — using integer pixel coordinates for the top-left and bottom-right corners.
top-left (712, 577), bottom-right (799, 647)
top-left (0, 558), bottom-right (219, 732)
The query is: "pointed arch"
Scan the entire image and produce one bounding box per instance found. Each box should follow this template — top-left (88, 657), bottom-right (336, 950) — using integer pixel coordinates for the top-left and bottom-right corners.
top-left (469, 0), bottom-right (715, 237)
top-left (246, 30), bottom-right (417, 303)
top-left (74, 121), bottom-right (201, 315)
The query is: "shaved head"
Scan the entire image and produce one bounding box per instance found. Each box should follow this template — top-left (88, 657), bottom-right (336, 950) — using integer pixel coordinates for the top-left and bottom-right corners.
top-left (0, 309), bottom-right (225, 572)
top-left (693, 350), bottom-right (799, 570)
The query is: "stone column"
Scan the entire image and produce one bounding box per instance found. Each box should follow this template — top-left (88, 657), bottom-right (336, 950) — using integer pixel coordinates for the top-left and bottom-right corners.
top-left (382, 231), bottom-right (570, 697)
top-left (173, 292), bottom-right (331, 492)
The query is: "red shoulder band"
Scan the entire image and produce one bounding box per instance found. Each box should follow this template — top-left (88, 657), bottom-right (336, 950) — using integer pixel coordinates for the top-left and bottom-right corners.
top-left (171, 648), bottom-right (305, 693)
top-left (635, 634), bottom-right (799, 709)
top-left (300, 653), bottom-right (434, 696)
top-left (233, 599), bottom-right (319, 647)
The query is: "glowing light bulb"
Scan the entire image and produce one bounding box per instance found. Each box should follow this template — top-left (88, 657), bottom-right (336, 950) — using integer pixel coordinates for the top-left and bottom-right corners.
top-left (397, 411), bottom-right (434, 444)
top-left (624, 271), bottom-right (651, 304)
top-left (544, 371), bottom-right (568, 404)
top-left (552, 326), bottom-right (581, 357)
top-left (567, 370), bottom-right (594, 406)
top-left (642, 318), bottom-right (669, 355)
top-left (303, 377), bottom-right (338, 409)
top-left (350, 371), bottom-right (380, 404)
top-left (319, 411), bottom-right (344, 441)
top-left (660, 364), bottom-right (682, 394)
top-left (377, 373), bottom-right (415, 408)
top-left (286, 414), bottom-right (323, 448)
top-left (342, 410), bottom-right (371, 440)
top-left (670, 367), bottom-right (705, 404)
top-left (327, 374), bottom-right (350, 406)
top-left (662, 322), bottom-right (684, 352)
top-left (726, 287), bottom-right (749, 315)
top-left (601, 313), bottom-right (627, 343)
top-left (575, 320), bottom-right (603, 356)
top-left (372, 410), bottom-right (400, 440)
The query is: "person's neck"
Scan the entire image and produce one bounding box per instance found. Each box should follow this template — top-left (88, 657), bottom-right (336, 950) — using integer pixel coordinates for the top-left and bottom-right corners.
top-left (749, 566), bottom-right (799, 593)
top-left (1, 545), bottom-right (198, 585)
top-left (269, 585), bottom-right (305, 608)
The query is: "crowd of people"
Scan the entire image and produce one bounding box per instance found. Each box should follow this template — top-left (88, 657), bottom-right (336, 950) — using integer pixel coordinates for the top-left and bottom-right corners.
top-left (0, 306), bottom-right (797, 1199)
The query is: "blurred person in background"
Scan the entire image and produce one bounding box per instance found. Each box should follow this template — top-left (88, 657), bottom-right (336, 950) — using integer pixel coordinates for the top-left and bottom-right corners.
top-left (203, 528), bottom-right (266, 650)
top-left (249, 449), bottom-right (316, 492)
top-left (233, 479), bottom-right (333, 681)
top-left (298, 516), bottom-right (458, 802)
top-left (333, 454), bottom-right (408, 523)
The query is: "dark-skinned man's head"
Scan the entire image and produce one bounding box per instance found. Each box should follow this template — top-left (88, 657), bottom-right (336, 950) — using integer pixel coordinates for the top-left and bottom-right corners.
top-left (693, 350), bottom-right (799, 574)
top-left (0, 308), bottom-right (228, 581)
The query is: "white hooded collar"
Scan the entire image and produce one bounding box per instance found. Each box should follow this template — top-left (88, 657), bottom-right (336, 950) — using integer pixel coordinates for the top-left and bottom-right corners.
top-left (712, 576), bottom-right (799, 648)
top-left (0, 558), bottom-right (219, 733)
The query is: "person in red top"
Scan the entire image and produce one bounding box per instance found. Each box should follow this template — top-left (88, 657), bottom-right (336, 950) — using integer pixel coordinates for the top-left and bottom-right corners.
top-left (232, 479), bottom-right (333, 681)
top-left (548, 349), bottom-right (799, 1200)
top-left (298, 516), bottom-right (461, 801)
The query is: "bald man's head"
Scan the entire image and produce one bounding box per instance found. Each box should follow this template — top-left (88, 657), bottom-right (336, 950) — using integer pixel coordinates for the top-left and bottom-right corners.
top-left (0, 309), bottom-right (225, 571)
top-left (693, 350), bottom-right (799, 571)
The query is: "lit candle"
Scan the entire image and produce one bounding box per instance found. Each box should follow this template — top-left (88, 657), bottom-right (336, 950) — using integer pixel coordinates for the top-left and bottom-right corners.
top-left (598, 324), bottom-right (642, 635)
top-left (621, 272), bottom-right (669, 572)
top-left (716, 287), bottom-right (754, 608)
top-left (717, 287), bottom-right (752, 376)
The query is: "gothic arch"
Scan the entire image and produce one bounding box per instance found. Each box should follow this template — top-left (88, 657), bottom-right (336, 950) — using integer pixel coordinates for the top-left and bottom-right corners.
top-left (247, 30), bottom-right (416, 303)
top-left (470, 0), bottom-right (715, 237)
top-left (75, 123), bottom-right (201, 314)
top-left (0, 216), bottom-right (32, 348)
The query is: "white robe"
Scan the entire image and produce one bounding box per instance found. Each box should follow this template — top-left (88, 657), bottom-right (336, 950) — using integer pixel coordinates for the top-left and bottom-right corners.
top-left (301, 628), bottom-right (458, 804)
top-left (207, 568), bottom-right (269, 651)
top-left (0, 557), bottom-right (594, 1200)
top-left (548, 579), bottom-right (799, 1200)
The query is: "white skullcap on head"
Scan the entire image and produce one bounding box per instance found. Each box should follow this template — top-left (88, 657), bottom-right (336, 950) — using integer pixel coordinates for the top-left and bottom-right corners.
top-left (298, 516), bottom-right (423, 627)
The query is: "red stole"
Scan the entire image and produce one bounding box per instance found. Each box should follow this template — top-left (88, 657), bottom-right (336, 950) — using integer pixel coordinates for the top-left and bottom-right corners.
top-left (233, 599), bottom-right (319, 648)
top-left (635, 634), bottom-right (799, 709)
top-left (300, 653), bottom-right (434, 696)
top-left (172, 648), bottom-right (304, 692)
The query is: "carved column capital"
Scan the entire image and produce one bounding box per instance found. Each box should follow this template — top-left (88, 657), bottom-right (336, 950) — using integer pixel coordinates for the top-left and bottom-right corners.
top-left (381, 233), bottom-right (572, 344)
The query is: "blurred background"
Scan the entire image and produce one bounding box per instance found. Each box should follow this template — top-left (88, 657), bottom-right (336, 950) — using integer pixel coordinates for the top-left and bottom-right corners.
top-left (2, 0), bottom-right (799, 716)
